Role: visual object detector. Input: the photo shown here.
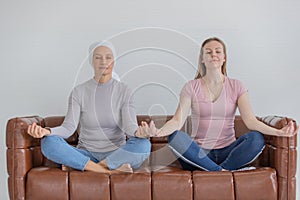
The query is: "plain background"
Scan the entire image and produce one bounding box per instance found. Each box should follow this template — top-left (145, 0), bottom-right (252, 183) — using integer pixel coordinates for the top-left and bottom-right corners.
top-left (1, 0), bottom-right (299, 199)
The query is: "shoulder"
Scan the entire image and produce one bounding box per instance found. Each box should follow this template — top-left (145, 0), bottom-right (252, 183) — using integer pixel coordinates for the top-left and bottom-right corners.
top-left (70, 79), bottom-right (96, 98)
top-left (76, 79), bottom-right (93, 88)
top-left (226, 77), bottom-right (245, 87)
top-left (73, 79), bottom-right (93, 91)
top-left (112, 80), bottom-right (131, 93)
top-left (180, 79), bottom-right (202, 98)
top-left (188, 79), bottom-right (200, 85)
top-left (183, 79), bottom-right (201, 89)
top-left (226, 77), bottom-right (247, 97)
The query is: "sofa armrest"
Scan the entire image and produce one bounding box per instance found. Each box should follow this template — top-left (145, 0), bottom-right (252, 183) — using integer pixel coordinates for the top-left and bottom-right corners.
top-left (260, 116), bottom-right (297, 149)
top-left (6, 116), bottom-right (44, 200)
top-left (259, 116), bottom-right (297, 200)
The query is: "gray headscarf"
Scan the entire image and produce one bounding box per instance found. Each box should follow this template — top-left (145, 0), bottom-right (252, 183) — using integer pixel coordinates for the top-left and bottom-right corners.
top-left (88, 41), bottom-right (120, 81)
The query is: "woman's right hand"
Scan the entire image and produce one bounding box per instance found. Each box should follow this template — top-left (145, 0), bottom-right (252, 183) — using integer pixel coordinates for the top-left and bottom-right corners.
top-left (27, 122), bottom-right (51, 138)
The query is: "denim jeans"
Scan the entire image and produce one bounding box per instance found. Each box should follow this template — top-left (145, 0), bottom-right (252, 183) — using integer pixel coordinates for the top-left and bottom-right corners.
top-left (168, 130), bottom-right (265, 171)
top-left (41, 135), bottom-right (151, 171)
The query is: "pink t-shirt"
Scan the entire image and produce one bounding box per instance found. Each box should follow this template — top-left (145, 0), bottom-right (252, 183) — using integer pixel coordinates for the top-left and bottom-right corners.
top-left (180, 77), bottom-right (247, 149)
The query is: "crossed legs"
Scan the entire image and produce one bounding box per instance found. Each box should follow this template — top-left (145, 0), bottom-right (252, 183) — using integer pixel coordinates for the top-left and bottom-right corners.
top-left (41, 135), bottom-right (151, 174)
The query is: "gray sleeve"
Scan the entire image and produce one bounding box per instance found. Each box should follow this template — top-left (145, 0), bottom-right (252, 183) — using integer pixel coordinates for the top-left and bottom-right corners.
top-left (50, 88), bottom-right (81, 138)
top-left (121, 88), bottom-right (138, 137)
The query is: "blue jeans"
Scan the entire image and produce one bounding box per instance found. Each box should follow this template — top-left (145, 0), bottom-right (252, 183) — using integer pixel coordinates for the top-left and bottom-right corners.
top-left (41, 135), bottom-right (151, 171)
top-left (168, 130), bottom-right (265, 171)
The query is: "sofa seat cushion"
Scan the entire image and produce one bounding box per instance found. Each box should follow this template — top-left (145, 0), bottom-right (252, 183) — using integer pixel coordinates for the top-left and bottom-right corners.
top-left (69, 171), bottom-right (110, 200)
top-left (152, 167), bottom-right (193, 200)
top-left (233, 167), bottom-right (277, 200)
top-left (193, 171), bottom-right (234, 200)
top-left (26, 167), bottom-right (68, 200)
top-left (110, 172), bottom-right (151, 200)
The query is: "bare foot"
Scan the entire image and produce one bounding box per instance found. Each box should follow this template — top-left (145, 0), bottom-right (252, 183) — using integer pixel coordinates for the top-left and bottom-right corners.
top-left (111, 163), bottom-right (133, 174)
top-left (61, 165), bottom-right (74, 171)
top-left (99, 160), bottom-right (133, 174)
top-left (85, 160), bottom-right (133, 174)
top-left (85, 160), bottom-right (111, 173)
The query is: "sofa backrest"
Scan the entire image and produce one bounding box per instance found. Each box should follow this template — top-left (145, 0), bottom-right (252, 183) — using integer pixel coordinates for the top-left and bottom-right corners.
top-left (43, 115), bottom-right (250, 145)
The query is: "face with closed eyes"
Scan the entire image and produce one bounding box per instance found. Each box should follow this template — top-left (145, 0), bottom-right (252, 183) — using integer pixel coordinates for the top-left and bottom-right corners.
top-left (201, 40), bottom-right (226, 70)
top-left (92, 46), bottom-right (114, 77)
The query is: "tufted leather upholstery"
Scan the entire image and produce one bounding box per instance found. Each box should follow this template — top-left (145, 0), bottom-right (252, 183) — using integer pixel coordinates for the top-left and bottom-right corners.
top-left (6, 115), bottom-right (297, 200)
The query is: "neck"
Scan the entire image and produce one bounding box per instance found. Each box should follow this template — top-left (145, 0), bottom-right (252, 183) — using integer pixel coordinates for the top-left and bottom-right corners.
top-left (94, 74), bottom-right (112, 83)
top-left (203, 70), bottom-right (224, 84)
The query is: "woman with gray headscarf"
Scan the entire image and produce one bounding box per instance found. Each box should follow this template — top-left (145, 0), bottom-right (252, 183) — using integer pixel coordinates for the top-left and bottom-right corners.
top-left (27, 41), bottom-right (151, 174)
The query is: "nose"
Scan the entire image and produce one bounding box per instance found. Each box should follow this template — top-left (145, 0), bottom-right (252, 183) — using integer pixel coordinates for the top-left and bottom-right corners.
top-left (100, 58), bottom-right (107, 64)
top-left (211, 51), bottom-right (217, 57)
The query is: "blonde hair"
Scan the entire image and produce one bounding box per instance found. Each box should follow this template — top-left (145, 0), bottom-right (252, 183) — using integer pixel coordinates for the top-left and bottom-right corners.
top-left (195, 37), bottom-right (227, 79)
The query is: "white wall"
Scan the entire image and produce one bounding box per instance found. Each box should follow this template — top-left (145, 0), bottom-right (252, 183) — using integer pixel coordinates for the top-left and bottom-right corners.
top-left (1, 0), bottom-right (299, 199)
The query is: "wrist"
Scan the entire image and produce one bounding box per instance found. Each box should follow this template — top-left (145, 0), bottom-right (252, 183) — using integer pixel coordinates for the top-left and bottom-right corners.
top-left (134, 130), bottom-right (141, 138)
top-left (275, 129), bottom-right (281, 136)
top-left (44, 127), bottom-right (51, 136)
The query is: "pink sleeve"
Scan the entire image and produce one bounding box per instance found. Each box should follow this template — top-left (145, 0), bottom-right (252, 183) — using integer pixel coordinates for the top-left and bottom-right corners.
top-left (236, 79), bottom-right (248, 98)
top-left (180, 81), bottom-right (193, 99)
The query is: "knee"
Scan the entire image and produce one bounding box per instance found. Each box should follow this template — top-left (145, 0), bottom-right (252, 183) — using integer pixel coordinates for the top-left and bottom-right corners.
top-left (168, 130), bottom-right (191, 147)
top-left (41, 135), bottom-right (63, 157)
top-left (248, 131), bottom-right (265, 149)
top-left (168, 130), bottom-right (182, 143)
top-left (140, 138), bottom-right (151, 153)
top-left (130, 137), bottom-right (151, 154)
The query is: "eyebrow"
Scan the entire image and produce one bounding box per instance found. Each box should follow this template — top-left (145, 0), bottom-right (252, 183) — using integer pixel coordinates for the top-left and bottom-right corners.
top-left (204, 47), bottom-right (223, 50)
top-left (94, 53), bottom-right (113, 56)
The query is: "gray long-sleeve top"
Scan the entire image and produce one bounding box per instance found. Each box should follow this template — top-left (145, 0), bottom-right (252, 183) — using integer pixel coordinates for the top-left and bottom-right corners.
top-left (50, 78), bottom-right (138, 152)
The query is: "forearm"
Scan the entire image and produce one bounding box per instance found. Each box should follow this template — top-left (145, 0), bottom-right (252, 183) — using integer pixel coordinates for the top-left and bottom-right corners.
top-left (121, 107), bottom-right (139, 137)
top-left (154, 94), bottom-right (191, 137)
top-left (50, 125), bottom-right (75, 138)
top-left (246, 119), bottom-right (279, 136)
top-left (48, 89), bottom-right (81, 138)
top-left (156, 118), bottom-right (180, 137)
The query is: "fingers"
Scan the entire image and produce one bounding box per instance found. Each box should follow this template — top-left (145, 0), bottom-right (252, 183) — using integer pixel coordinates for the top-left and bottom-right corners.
top-left (27, 122), bottom-right (45, 138)
top-left (282, 121), bottom-right (298, 137)
top-left (137, 124), bottom-right (149, 138)
top-left (141, 121), bottom-right (149, 128)
top-left (286, 121), bottom-right (292, 134)
top-left (289, 121), bottom-right (295, 133)
top-left (137, 120), bottom-right (160, 137)
top-left (295, 125), bottom-right (299, 134)
top-left (149, 121), bottom-right (158, 137)
top-left (27, 122), bottom-right (36, 135)
top-left (288, 121), bottom-right (296, 135)
top-left (149, 120), bottom-right (155, 128)
top-left (137, 121), bottom-right (156, 138)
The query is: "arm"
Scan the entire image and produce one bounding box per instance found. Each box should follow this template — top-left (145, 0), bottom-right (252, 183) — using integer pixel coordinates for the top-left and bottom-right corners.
top-left (121, 89), bottom-right (140, 137)
top-left (27, 89), bottom-right (81, 139)
top-left (237, 92), bottom-right (298, 137)
top-left (153, 94), bottom-right (192, 137)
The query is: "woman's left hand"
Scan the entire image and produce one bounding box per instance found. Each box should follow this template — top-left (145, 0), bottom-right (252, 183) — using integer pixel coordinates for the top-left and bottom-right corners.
top-left (135, 121), bottom-right (157, 138)
top-left (278, 120), bottom-right (299, 137)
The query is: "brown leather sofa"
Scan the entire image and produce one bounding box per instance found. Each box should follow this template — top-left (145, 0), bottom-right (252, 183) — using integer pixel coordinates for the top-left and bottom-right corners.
top-left (6, 115), bottom-right (297, 200)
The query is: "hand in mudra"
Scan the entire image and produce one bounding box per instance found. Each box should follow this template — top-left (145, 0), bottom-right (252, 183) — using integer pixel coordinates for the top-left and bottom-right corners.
top-left (279, 120), bottom-right (299, 137)
top-left (135, 121), bottom-right (158, 138)
top-left (27, 122), bottom-right (51, 138)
